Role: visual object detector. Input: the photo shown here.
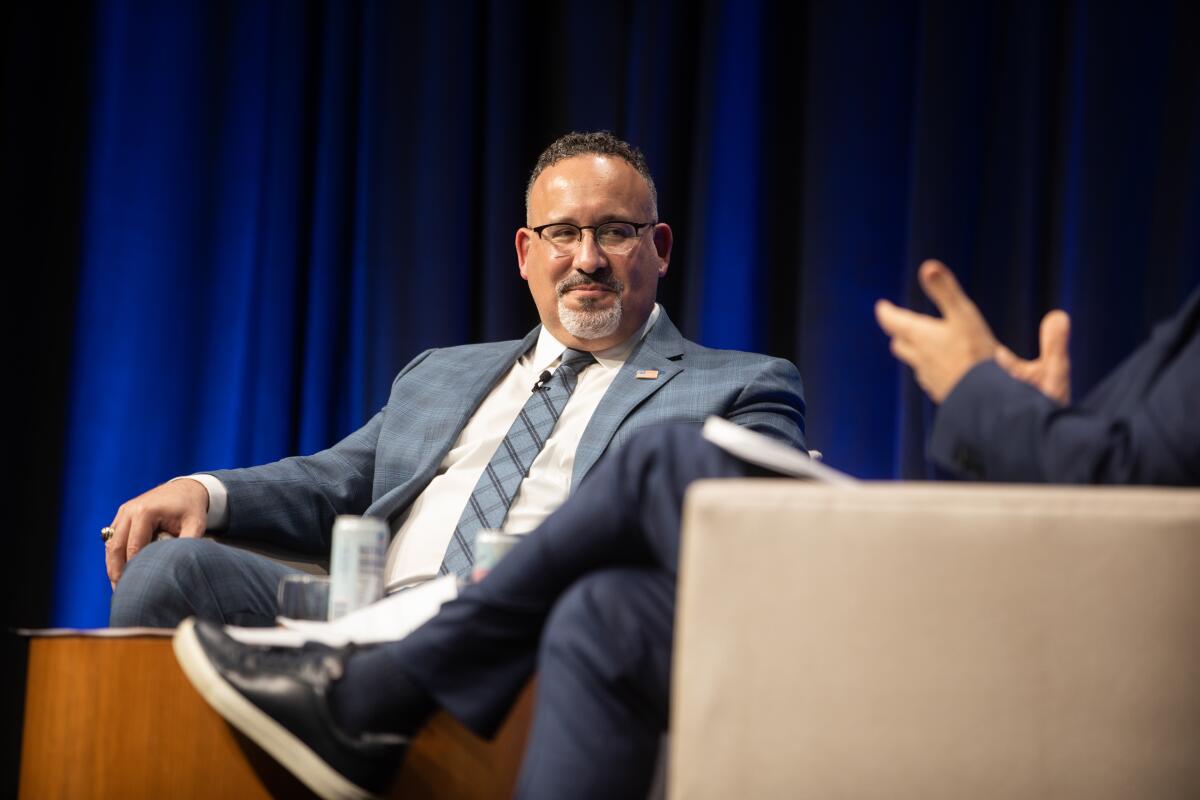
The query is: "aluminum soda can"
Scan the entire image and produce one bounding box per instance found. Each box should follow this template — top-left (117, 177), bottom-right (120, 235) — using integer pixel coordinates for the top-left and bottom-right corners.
top-left (328, 515), bottom-right (388, 620)
top-left (472, 529), bottom-right (523, 584)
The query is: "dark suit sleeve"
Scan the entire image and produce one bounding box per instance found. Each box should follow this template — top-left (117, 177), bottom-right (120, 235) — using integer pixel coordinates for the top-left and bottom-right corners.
top-left (928, 335), bottom-right (1200, 485)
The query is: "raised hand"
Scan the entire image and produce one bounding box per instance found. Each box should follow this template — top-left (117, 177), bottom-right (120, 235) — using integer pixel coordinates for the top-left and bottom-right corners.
top-left (874, 260), bottom-right (999, 403)
top-left (994, 309), bottom-right (1071, 405)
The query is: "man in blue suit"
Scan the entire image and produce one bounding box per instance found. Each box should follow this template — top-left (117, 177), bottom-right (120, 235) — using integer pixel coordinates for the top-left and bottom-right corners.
top-left (173, 258), bottom-right (1196, 800)
top-left (106, 130), bottom-right (806, 627)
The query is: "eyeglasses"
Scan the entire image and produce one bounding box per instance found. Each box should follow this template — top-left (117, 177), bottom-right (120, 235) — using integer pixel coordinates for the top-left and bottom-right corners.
top-left (530, 221), bottom-right (656, 257)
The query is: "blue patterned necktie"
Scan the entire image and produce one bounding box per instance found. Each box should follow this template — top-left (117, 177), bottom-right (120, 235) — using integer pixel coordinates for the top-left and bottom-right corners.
top-left (440, 348), bottom-right (597, 577)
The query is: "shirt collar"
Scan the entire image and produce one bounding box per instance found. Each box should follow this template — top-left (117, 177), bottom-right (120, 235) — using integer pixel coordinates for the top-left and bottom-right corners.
top-left (532, 303), bottom-right (661, 372)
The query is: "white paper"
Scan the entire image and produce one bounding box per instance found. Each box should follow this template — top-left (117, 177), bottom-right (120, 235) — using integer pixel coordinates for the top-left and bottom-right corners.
top-left (701, 416), bottom-right (858, 485)
top-left (225, 573), bottom-right (459, 648)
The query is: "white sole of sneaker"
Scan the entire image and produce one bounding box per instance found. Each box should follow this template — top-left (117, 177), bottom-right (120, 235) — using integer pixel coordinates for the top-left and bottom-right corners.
top-left (172, 618), bottom-right (377, 800)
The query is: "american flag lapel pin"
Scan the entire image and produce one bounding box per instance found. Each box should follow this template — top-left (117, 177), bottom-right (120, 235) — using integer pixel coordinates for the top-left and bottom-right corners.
top-left (635, 369), bottom-right (659, 380)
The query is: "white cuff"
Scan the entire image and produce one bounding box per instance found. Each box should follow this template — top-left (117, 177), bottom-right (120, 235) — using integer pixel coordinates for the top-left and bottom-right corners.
top-left (170, 474), bottom-right (229, 530)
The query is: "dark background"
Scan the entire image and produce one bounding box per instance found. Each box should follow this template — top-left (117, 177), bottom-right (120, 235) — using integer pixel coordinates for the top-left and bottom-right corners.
top-left (5, 1), bottom-right (1199, 792)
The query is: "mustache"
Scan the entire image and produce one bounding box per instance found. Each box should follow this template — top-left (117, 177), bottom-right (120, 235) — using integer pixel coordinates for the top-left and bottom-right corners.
top-left (556, 272), bottom-right (624, 296)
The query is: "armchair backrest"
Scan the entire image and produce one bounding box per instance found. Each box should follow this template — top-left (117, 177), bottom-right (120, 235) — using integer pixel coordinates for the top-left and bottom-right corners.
top-left (672, 480), bottom-right (1200, 800)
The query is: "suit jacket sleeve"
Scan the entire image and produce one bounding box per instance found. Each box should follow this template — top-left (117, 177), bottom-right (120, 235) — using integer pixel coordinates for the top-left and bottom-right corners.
top-left (928, 327), bottom-right (1200, 485)
top-left (206, 350), bottom-right (435, 553)
top-left (724, 356), bottom-right (807, 450)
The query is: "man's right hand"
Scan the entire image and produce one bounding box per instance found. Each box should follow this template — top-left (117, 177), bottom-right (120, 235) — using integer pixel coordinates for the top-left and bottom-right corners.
top-left (874, 260), bottom-right (1001, 403)
top-left (106, 478), bottom-right (209, 585)
top-left (876, 260), bottom-right (1073, 406)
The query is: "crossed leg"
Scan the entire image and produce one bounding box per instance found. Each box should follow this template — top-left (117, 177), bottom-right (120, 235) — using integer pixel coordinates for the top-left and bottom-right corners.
top-left (349, 424), bottom-right (762, 798)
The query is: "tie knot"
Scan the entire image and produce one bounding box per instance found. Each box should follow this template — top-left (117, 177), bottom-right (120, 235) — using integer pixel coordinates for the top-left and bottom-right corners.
top-left (559, 348), bottom-right (595, 375)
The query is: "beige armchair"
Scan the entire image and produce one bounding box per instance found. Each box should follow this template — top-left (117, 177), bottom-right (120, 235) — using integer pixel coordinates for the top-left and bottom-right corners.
top-left (671, 480), bottom-right (1200, 800)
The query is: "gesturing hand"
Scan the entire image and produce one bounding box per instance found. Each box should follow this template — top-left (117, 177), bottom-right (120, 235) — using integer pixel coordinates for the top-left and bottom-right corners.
top-left (874, 260), bottom-right (999, 403)
top-left (105, 478), bottom-right (209, 585)
top-left (994, 309), bottom-right (1072, 405)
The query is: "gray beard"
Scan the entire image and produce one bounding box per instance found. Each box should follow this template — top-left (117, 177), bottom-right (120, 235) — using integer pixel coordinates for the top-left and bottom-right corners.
top-left (558, 295), bottom-right (623, 340)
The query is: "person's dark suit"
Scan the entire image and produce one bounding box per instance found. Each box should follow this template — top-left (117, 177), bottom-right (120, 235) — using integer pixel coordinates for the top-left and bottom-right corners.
top-left (930, 286), bottom-right (1200, 484)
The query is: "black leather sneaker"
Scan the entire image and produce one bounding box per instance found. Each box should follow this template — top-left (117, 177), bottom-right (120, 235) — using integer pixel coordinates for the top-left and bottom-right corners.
top-left (173, 617), bottom-right (406, 800)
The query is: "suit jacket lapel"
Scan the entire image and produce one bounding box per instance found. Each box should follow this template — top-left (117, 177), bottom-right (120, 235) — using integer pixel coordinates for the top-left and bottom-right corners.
top-left (457, 328), bottom-right (542, 424)
top-left (368, 326), bottom-right (542, 523)
top-left (571, 313), bottom-right (686, 486)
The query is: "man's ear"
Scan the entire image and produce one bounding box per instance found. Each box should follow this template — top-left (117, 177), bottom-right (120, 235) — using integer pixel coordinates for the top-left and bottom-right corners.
top-left (652, 223), bottom-right (672, 277)
top-left (515, 227), bottom-right (532, 280)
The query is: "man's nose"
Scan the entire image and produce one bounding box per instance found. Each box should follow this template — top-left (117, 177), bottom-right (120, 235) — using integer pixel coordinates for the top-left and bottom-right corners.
top-left (572, 230), bottom-right (608, 273)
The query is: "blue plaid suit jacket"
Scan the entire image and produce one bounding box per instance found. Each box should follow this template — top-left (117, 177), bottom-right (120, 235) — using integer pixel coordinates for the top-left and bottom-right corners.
top-left (210, 310), bottom-right (806, 554)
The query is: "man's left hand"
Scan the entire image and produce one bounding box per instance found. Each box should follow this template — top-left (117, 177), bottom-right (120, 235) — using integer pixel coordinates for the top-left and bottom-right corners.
top-left (994, 309), bottom-right (1072, 405)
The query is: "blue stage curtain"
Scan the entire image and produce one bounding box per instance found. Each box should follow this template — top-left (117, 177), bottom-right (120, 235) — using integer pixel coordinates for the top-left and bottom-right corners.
top-left (50, 0), bottom-right (1199, 625)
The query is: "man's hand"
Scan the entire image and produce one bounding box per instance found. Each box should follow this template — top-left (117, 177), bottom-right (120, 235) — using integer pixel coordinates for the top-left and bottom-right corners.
top-left (994, 309), bottom-right (1072, 405)
top-left (874, 260), bottom-right (999, 403)
top-left (105, 478), bottom-right (209, 585)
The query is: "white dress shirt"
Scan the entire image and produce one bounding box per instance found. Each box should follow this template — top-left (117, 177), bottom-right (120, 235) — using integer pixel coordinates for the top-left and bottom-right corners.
top-left (190, 305), bottom-right (661, 591)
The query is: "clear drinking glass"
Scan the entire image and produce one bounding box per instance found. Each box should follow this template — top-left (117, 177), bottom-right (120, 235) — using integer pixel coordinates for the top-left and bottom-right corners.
top-left (470, 530), bottom-right (523, 584)
top-left (277, 574), bottom-right (332, 621)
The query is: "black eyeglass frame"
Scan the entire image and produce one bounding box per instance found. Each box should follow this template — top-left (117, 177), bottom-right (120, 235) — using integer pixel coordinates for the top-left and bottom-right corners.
top-left (529, 220), bottom-right (658, 245)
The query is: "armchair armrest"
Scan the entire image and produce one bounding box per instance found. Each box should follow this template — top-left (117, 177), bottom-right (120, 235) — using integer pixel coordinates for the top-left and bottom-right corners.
top-left (671, 480), bottom-right (1200, 800)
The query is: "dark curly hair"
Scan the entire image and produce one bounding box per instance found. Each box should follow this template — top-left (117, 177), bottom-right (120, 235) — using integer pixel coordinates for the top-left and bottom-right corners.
top-left (525, 131), bottom-right (658, 220)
